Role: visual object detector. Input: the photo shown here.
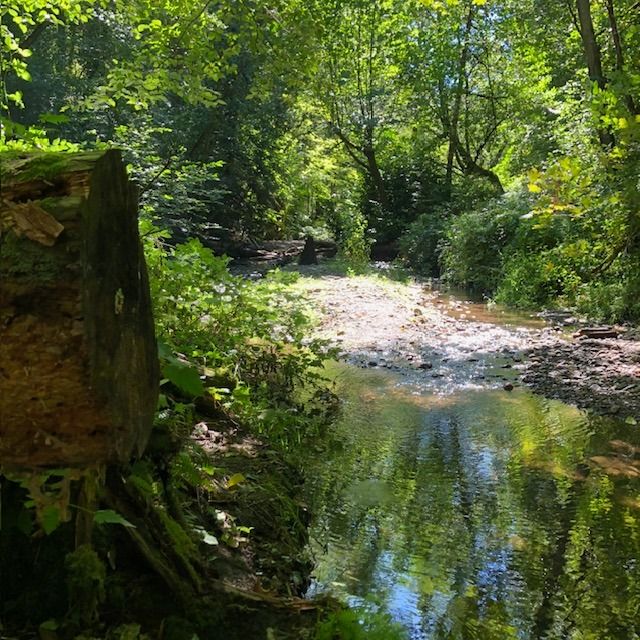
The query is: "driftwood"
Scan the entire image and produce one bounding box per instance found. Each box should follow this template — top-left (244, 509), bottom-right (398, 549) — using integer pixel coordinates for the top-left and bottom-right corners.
top-left (0, 150), bottom-right (159, 469)
top-left (573, 326), bottom-right (622, 339)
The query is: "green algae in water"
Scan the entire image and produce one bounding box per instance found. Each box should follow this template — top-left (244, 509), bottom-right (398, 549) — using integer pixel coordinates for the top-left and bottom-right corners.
top-left (305, 361), bottom-right (640, 639)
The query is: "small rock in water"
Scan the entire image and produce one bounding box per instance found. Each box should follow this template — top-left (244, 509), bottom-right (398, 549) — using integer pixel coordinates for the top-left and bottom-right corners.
top-left (418, 362), bottom-right (433, 370)
top-left (503, 382), bottom-right (514, 391)
top-left (367, 361), bottom-right (378, 367)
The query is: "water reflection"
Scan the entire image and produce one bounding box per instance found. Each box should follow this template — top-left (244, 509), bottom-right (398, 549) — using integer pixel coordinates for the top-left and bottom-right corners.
top-left (305, 363), bottom-right (640, 639)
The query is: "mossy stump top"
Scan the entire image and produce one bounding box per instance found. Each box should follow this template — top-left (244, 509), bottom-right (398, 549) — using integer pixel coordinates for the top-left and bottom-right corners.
top-left (0, 149), bottom-right (159, 470)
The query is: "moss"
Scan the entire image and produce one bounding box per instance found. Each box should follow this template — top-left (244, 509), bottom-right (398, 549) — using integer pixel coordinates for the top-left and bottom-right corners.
top-left (39, 196), bottom-right (85, 222)
top-left (0, 150), bottom-right (105, 183)
top-left (0, 230), bottom-right (77, 286)
top-left (64, 545), bottom-right (106, 626)
top-left (0, 152), bottom-right (71, 182)
top-left (154, 507), bottom-right (202, 588)
top-left (156, 509), bottom-right (198, 561)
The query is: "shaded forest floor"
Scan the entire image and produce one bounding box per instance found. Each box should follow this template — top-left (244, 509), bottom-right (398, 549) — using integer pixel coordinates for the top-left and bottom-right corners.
top-left (293, 265), bottom-right (640, 421)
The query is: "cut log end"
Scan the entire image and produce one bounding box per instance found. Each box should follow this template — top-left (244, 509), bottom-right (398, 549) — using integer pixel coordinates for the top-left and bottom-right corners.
top-left (0, 150), bottom-right (159, 470)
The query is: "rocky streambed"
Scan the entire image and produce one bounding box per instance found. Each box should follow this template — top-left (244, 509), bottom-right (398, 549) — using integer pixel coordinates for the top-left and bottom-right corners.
top-left (295, 266), bottom-right (640, 421)
top-left (523, 332), bottom-right (640, 421)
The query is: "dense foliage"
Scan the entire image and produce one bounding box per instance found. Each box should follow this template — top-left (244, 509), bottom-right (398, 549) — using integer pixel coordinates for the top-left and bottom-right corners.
top-left (3, 0), bottom-right (638, 319)
top-left (143, 223), bottom-right (334, 447)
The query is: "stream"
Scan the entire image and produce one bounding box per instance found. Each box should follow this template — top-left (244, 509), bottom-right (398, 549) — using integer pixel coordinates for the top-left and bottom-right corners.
top-left (301, 282), bottom-right (640, 639)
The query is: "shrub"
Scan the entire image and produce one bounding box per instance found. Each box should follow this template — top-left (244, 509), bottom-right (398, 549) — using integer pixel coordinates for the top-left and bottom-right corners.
top-left (438, 194), bottom-right (526, 294)
top-left (315, 607), bottom-right (408, 640)
top-left (398, 206), bottom-right (450, 276)
top-left (141, 221), bottom-right (333, 447)
top-left (495, 249), bottom-right (582, 309)
top-left (335, 204), bottom-right (373, 273)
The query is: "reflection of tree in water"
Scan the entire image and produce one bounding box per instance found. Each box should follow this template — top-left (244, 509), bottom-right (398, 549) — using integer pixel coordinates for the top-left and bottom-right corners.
top-left (305, 368), bottom-right (640, 639)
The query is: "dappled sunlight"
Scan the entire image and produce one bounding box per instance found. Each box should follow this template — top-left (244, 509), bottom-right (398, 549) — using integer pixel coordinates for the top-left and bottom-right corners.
top-left (302, 272), bottom-right (562, 397)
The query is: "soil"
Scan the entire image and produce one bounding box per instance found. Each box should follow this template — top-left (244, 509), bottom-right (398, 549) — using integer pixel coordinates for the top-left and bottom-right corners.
top-left (295, 265), bottom-right (640, 421)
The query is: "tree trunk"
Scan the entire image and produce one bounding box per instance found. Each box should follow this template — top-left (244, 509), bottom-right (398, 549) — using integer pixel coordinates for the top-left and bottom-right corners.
top-left (445, 3), bottom-right (476, 199)
top-left (576, 0), bottom-right (606, 89)
top-left (363, 141), bottom-right (388, 210)
top-left (576, 0), bottom-right (615, 146)
top-left (0, 150), bottom-right (159, 470)
top-left (298, 236), bottom-right (318, 265)
top-left (454, 132), bottom-right (504, 193)
top-left (605, 0), bottom-right (637, 114)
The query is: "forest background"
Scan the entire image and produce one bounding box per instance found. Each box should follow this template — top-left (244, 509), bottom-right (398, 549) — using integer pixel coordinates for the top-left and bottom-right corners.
top-left (2, 0), bottom-right (639, 321)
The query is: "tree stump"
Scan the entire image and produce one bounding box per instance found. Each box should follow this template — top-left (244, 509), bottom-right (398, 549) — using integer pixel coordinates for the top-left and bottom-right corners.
top-left (298, 235), bottom-right (317, 265)
top-left (0, 150), bottom-right (159, 469)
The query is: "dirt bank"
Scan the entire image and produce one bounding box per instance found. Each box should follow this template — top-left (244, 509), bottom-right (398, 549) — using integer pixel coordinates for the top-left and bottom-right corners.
top-left (296, 267), bottom-right (640, 420)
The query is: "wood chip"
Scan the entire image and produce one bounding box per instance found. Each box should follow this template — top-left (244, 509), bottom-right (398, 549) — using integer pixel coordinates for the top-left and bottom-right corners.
top-left (2, 200), bottom-right (64, 246)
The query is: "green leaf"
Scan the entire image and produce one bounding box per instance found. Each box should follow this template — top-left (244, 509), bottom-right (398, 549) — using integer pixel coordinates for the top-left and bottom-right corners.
top-left (41, 506), bottom-right (61, 535)
top-left (40, 620), bottom-right (59, 631)
top-left (163, 362), bottom-right (205, 397)
top-left (39, 113), bottom-right (70, 125)
top-left (226, 473), bottom-right (246, 489)
top-left (625, 416), bottom-right (637, 426)
top-left (94, 509), bottom-right (136, 528)
top-left (201, 531), bottom-right (219, 545)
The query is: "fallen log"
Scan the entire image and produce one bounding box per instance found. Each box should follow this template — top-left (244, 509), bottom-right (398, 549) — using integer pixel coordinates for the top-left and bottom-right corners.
top-left (573, 326), bottom-right (622, 339)
top-left (0, 150), bottom-right (159, 469)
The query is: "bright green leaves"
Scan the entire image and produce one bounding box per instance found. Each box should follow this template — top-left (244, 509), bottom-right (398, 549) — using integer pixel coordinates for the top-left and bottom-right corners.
top-left (40, 505), bottom-right (62, 535)
top-left (163, 361), bottom-right (206, 398)
top-left (82, 0), bottom-right (232, 109)
top-left (2, 0), bottom-right (233, 116)
top-left (526, 157), bottom-right (595, 222)
top-left (418, 0), bottom-right (487, 12)
top-left (0, 0), bottom-right (100, 112)
top-left (225, 473), bottom-right (246, 489)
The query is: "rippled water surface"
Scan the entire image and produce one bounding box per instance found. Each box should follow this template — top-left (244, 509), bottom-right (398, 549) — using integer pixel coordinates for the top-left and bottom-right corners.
top-left (304, 362), bottom-right (640, 639)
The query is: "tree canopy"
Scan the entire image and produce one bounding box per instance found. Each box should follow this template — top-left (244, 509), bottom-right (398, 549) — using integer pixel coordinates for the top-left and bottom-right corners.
top-left (2, 0), bottom-right (639, 317)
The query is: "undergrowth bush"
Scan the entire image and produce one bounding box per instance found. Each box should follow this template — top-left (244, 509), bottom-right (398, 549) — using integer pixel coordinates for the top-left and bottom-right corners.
top-left (142, 220), bottom-right (334, 448)
top-left (335, 204), bottom-right (373, 273)
top-left (398, 206), bottom-right (450, 276)
top-left (494, 248), bottom-right (583, 309)
top-left (573, 257), bottom-right (640, 322)
top-left (438, 192), bottom-right (529, 294)
top-left (315, 607), bottom-right (408, 640)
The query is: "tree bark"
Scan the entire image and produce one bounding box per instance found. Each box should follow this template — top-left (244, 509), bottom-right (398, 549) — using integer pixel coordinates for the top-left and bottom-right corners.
top-left (363, 139), bottom-right (388, 210)
top-left (445, 3), bottom-right (476, 199)
top-left (576, 0), bottom-right (606, 89)
top-left (298, 235), bottom-right (318, 265)
top-left (576, 0), bottom-right (615, 146)
top-left (0, 150), bottom-right (159, 469)
top-left (605, 0), bottom-right (637, 114)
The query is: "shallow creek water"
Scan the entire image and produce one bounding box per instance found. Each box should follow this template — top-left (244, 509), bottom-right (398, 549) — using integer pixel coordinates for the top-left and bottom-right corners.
top-left (303, 308), bottom-right (640, 639)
